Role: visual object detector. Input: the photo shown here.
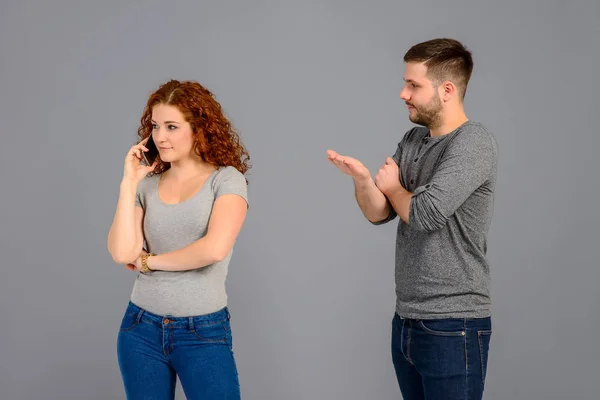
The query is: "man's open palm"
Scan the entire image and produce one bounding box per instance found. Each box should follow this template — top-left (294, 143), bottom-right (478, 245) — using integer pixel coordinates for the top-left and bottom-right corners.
top-left (327, 150), bottom-right (370, 181)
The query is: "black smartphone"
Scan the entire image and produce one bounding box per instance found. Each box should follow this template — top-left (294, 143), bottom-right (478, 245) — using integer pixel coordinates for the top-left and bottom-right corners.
top-left (142, 135), bottom-right (159, 166)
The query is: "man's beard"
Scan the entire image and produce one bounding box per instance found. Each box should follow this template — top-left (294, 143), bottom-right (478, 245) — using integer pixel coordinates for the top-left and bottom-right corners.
top-left (407, 95), bottom-right (443, 129)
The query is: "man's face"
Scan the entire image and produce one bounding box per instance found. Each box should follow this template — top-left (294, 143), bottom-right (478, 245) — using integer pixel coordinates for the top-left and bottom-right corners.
top-left (400, 61), bottom-right (443, 129)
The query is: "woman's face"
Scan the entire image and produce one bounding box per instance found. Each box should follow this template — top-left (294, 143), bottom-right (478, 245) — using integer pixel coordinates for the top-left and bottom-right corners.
top-left (150, 104), bottom-right (196, 163)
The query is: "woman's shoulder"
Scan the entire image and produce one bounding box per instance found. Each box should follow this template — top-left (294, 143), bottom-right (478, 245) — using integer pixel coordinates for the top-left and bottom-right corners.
top-left (137, 173), bottom-right (160, 193)
top-left (213, 165), bottom-right (246, 182)
top-left (210, 166), bottom-right (248, 196)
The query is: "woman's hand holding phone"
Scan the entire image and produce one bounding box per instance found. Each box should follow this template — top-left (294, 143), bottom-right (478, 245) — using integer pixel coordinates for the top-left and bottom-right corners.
top-left (123, 137), bottom-right (158, 185)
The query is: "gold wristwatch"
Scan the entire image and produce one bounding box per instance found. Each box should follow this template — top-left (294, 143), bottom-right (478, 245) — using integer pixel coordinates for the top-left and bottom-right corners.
top-left (141, 253), bottom-right (155, 273)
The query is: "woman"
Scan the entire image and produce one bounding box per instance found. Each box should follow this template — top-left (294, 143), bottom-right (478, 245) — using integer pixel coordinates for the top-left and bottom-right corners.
top-left (107, 79), bottom-right (250, 399)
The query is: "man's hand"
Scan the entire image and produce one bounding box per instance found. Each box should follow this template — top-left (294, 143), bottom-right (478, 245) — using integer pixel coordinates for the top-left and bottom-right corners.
top-left (375, 157), bottom-right (413, 223)
top-left (327, 150), bottom-right (371, 182)
top-left (375, 157), bottom-right (406, 196)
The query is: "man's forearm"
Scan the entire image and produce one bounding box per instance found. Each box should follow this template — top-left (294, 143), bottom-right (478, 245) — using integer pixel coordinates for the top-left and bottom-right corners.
top-left (386, 188), bottom-right (412, 224)
top-left (354, 177), bottom-right (391, 223)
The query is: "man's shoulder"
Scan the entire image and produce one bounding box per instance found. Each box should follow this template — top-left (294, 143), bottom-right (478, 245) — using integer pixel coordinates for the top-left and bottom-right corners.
top-left (440, 121), bottom-right (498, 169)
top-left (458, 120), bottom-right (495, 139)
top-left (455, 121), bottom-right (497, 151)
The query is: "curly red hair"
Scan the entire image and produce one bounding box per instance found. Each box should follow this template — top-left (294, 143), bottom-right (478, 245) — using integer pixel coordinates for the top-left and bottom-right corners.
top-left (137, 79), bottom-right (250, 177)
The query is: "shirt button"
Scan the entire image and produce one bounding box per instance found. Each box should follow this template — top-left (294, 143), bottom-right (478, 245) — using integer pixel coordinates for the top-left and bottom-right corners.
top-left (414, 158), bottom-right (418, 162)
top-left (410, 179), bottom-right (414, 184)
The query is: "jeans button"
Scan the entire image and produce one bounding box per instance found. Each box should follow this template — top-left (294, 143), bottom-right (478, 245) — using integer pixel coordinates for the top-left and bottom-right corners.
top-left (163, 318), bottom-right (170, 325)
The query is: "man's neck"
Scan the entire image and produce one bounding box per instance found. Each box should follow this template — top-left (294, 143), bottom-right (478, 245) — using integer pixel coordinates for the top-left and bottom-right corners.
top-left (429, 107), bottom-right (469, 137)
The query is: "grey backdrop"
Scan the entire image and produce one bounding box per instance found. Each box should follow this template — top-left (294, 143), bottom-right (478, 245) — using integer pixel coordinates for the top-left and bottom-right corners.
top-left (1, 0), bottom-right (598, 399)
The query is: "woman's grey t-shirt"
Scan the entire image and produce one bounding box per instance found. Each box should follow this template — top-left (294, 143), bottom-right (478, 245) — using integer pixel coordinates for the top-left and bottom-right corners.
top-left (130, 166), bottom-right (248, 317)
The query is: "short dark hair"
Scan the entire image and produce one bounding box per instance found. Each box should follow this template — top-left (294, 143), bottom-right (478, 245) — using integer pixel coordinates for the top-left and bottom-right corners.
top-left (404, 38), bottom-right (473, 100)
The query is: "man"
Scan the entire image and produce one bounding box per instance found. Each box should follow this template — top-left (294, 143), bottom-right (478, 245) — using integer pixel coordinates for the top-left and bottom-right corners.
top-left (327, 38), bottom-right (498, 399)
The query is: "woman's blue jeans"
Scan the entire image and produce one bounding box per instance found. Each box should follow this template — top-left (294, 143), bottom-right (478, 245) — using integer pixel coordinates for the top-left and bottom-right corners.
top-left (117, 301), bottom-right (240, 400)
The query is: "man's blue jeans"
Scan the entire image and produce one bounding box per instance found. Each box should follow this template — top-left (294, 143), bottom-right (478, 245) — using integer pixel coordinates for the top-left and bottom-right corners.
top-left (117, 301), bottom-right (240, 399)
top-left (391, 313), bottom-right (492, 400)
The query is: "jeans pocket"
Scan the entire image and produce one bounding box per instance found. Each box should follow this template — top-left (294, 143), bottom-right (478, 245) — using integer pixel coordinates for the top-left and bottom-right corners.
top-left (119, 312), bottom-right (141, 333)
top-left (191, 320), bottom-right (228, 343)
top-left (477, 330), bottom-right (492, 383)
top-left (418, 319), bottom-right (466, 336)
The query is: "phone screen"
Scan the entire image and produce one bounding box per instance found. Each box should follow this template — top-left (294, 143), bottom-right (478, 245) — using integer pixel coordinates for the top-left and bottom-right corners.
top-left (142, 135), bottom-right (159, 166)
